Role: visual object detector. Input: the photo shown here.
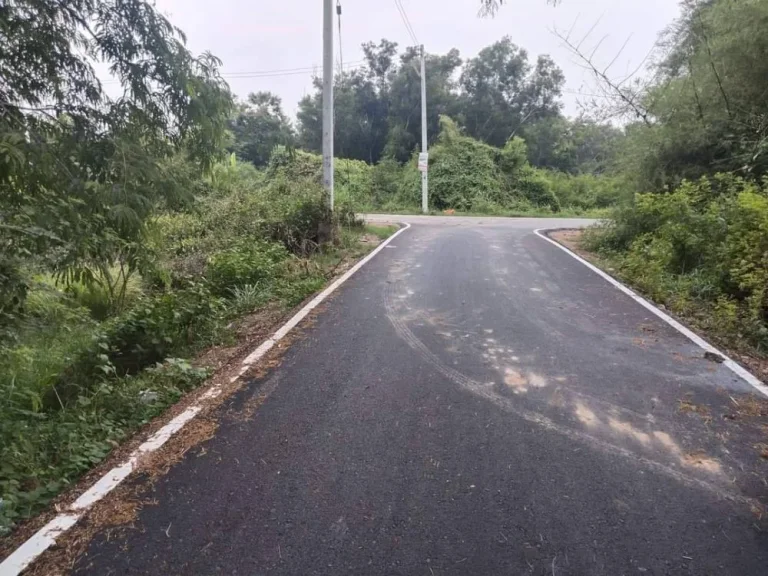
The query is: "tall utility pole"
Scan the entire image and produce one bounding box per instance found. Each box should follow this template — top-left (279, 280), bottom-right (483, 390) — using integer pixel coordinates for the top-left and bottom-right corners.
top-left (322, 0), bottom-right (334, 211)
top-left (419, 45), bottom-right (428, 214)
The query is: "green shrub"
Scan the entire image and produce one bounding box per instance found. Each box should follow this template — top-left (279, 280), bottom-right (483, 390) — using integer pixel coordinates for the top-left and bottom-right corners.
top-left (206, 242), bottom-right (288, 295)
top-left (335, 158), bottom-right (373, 209)
top-left (258, 178), bottom-right (331, 255)
top-left (266, 146), bottom-right (322, 182)
top-left (588, 174), bottom-right (768, 350)
top-left (0, 357), bottom-right (208, 535)
top-left (371, 158), bottom-right (404, 206)
top-left (515, 168), bottom-right (560, 211)
top-left (104, 283), bottom-right (225, 376)
top-left (48, 282), bottom-right (224, 406)
top-left (546, 171), bottom-right (624, 210)
top-left (429, 117), bottom-right (504, 210)
top-left (228, 283), bottom-right (271, 315)
top-left (0, 257), bottom-right (27, 342)
top-left (62, 269), bottom-right (143, 320)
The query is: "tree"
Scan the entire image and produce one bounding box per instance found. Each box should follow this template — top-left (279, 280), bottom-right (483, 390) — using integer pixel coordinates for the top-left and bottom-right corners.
top-left (559, 0), bottom-right (768, 191)
top-left (458, 37), bottom-right (564, 148)
top-left (522, 117), bottom-right (621, 174)
top-left (0, 0), bottom-right (232, 320)
top-left (297, 40), bottom-right (461, 164)
top-left (479, 0), bottom-right (561, 16)
top-left (229, 92), bottom-right (294, 167)
top-left (297, 69), bottom-right (390, 164)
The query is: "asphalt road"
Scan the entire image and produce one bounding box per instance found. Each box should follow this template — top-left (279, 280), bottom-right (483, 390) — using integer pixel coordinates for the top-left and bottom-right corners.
top-left (74, 216), bottom-right (768, 575)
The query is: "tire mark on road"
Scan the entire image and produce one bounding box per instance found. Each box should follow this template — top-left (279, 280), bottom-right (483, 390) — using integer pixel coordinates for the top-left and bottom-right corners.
top-left (383, 281), bottom-right (762, 511)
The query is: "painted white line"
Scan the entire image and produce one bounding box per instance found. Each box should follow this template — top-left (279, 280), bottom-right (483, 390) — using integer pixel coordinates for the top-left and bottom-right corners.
top-left (0, 515), bottom-right (81, 576)
top-left (534, 228), bottom-right (768, 398)
top-left (0, 223), bottom-right (410, 576)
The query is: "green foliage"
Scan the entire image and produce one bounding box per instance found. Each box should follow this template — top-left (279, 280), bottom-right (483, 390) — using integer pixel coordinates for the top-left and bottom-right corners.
top-left (0, 357), bottom-right (208, 535)
top-left (544, 171), bottom-right (624, 210)
top-left (335, 158), bottom-right (374, 208)
top-left (459, 37), bottom-right (564, 147)
top-left (260, 178), bottom-right (331, 256)
top-left (228, 284), bottom-right (271, 315)
top-left (522, 117), bottom-right (622, 174)
top-left (61, 268), bottom-right (143, 321)
top-left (429, 117), bottom-right (505, 210)
top-left (0, 149), bottom-right (381, 534)
top-left (515, 168), bottom-right (560, 211)
top-left (229, 92), bottom-right (295, 167)
top-left (335, 116), bottom-right (620, 215)
top-left (296, 37), bottom-right (572, 166)
top-left (371, 158), bottom-right (406, 206)
top-left (614, 0), bottom-right (768, 191)
top-left (586, 174), bottom-right (768, 351)
top-left (207, 242), bottom-right (288, 295)
top-left (0, 0), bottom-right (233, 337)
top-left (102, 285), bottom-right (225, 377)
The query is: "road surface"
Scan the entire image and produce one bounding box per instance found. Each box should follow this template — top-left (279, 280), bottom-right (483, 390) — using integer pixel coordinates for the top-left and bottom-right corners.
top-left (73, 216), bottom-right (768, 575)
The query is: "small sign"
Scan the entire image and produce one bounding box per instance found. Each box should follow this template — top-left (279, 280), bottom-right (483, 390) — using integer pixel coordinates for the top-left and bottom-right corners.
top-left (418, 152), bottom-right (429, 172)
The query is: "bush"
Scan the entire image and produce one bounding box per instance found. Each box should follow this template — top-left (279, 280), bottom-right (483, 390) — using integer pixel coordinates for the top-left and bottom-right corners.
top-left (545, 171), bottom-right (624, 211)
top-left (0, 357), bottom-right (208, 535)
top-left (266, 146), bottom-right (322, 182)
top-left (61, 268), bottom-right (143, 320)
top-left (515, 168), bottom-right (560, 211)
top-left (104, 283), bottom-right (225, 376)
top-left (206, 241), bottom-right (288, 295)
top-left (335, 158), bottom-right (373, 208)
top-left (49, 283), bottom-right (225, 406)
top-left (259, 177), bottom-right (331, 255)
top-left (587, 174), bottom-right (768, 350)
top-left (429, 117), bottom-right (505, 210)
top-left (371, 158), bottom-right (404, 206)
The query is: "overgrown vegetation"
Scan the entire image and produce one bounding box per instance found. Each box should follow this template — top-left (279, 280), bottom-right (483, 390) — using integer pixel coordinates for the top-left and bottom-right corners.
top-left (581, 0), bottom-right (768, 358)
top-left (230, 35), bottom-right (625, 215)
top-left (0, 144), bottom-right (391, 534)
top-left (0, 1), bottom-right (391, 535)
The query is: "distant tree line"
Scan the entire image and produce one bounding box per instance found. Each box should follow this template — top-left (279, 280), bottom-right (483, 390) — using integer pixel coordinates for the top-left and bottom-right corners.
top-left (228, 37), bottom-right (621, 176)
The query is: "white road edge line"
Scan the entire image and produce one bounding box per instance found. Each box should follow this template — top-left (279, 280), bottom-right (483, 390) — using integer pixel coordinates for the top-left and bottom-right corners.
top-left (534, 228), bottom-right (768, 399)
top-left (0, 222), bottom-right (411, 576)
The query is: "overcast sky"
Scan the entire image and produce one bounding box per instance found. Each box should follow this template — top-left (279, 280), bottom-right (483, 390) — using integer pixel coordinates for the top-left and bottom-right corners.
top-left (145, 0), bottom-right (682, 119)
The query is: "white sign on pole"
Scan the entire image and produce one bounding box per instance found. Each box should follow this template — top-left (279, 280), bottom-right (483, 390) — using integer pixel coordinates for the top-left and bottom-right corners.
top-left (418, 152), bottom-right (429, 172)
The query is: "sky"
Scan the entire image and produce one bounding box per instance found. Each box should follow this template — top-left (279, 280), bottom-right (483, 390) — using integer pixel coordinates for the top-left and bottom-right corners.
top-left (138, 0), bottom-right (682, 119)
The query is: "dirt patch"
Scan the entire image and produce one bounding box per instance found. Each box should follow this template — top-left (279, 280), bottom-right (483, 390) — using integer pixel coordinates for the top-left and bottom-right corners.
top-left (678, 395), bottom-right (712, 422)
top-left (729, 395), bottom-right (768, 419)
top-left (547, 229), bottom-right (599, 262)
top-left (359, 233), bottom-right (382, 245)
top-left (682, 452), bottom-right (723, 475)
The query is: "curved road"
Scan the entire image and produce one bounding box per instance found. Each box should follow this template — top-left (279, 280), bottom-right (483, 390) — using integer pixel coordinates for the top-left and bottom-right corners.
top-left (74, 216), bottom-right (768, 575)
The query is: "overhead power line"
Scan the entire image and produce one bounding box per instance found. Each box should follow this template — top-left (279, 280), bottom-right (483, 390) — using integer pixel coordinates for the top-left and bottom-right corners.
top-left (100, 60), bottom-right (366, 85)
top-left (394, 0), bottom-right (419, 45)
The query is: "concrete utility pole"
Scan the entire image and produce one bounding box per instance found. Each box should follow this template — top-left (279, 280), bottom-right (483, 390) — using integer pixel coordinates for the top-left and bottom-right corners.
top-left (322, 0), bottom-right (334, 211)
top-left (419, 45), bottom-right (428, 214)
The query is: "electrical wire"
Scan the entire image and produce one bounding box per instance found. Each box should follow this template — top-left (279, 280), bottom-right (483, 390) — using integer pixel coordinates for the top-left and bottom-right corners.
top-left (394, 0), bottom-right (419, 46)
top-left (100, 60), bottom-right (366, 85)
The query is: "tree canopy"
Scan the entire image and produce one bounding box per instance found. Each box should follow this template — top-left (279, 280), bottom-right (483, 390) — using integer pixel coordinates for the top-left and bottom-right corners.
top-left (229, 92), bottom-right (294, 167)
top-left (293, 37), bottom-right (598, 169)
top-left (0, 0), bottom-right (232, 320)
